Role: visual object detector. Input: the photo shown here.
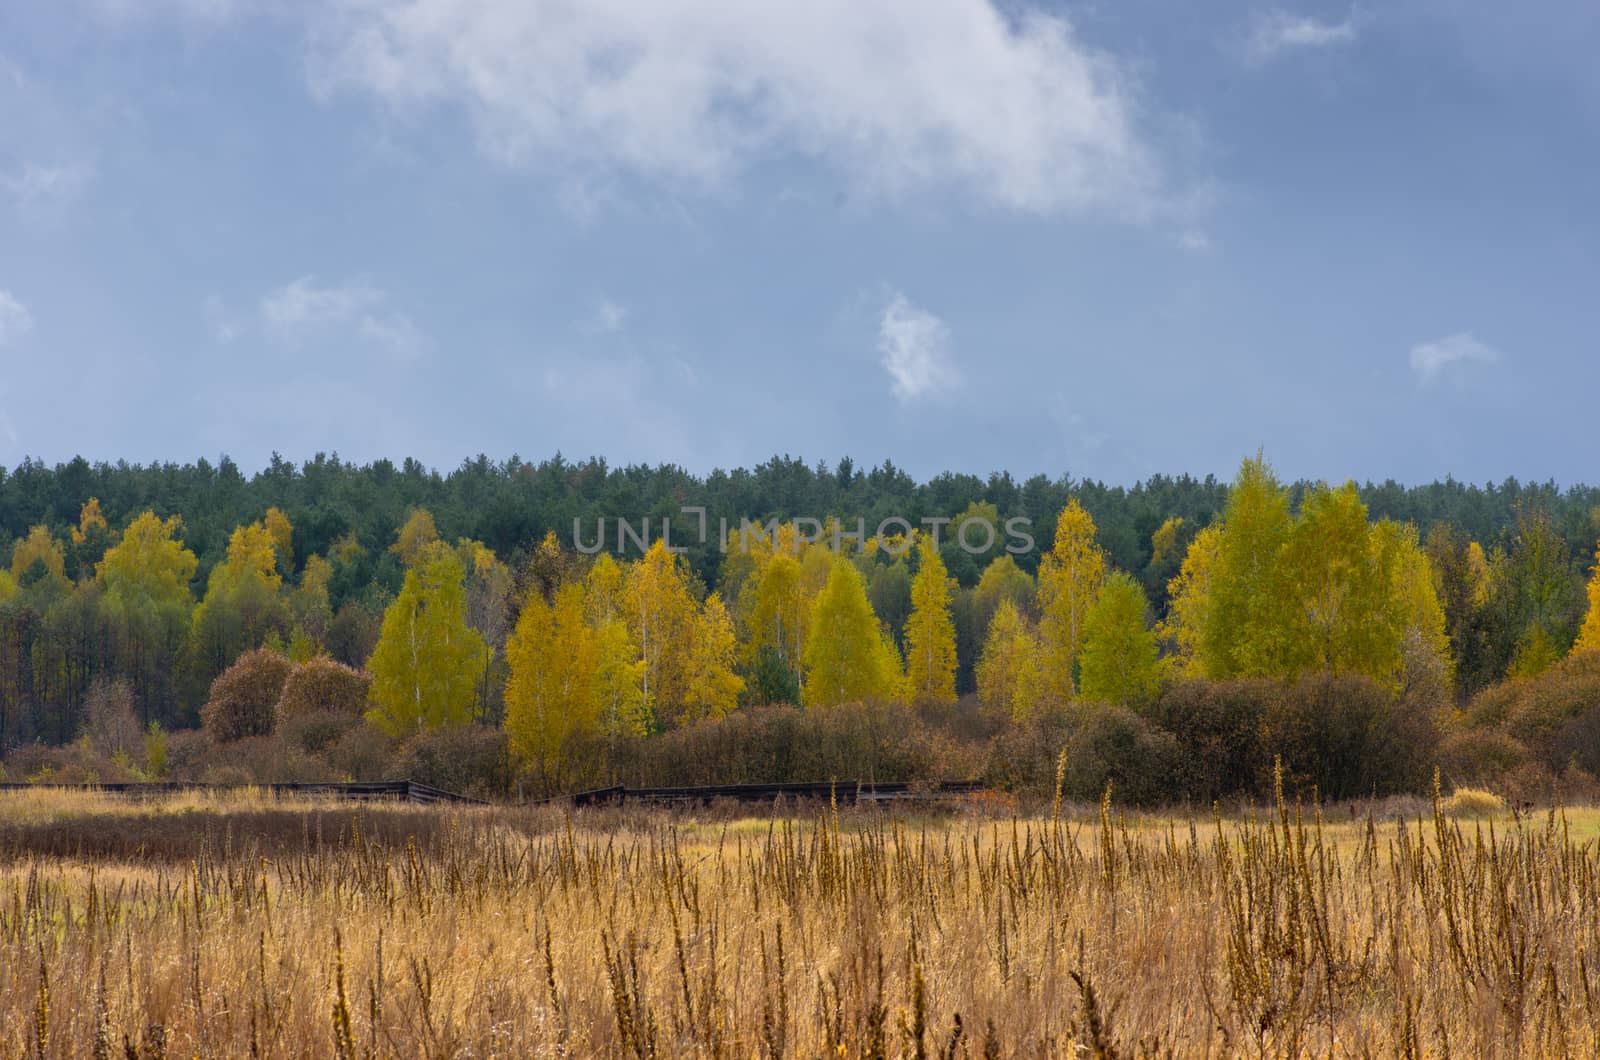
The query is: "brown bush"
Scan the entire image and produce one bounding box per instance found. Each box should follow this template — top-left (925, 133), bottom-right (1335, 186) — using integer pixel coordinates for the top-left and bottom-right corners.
top-left (1460, 652), bottom-right (1600, 779)
top-left (1147, 679), bottom-right (1273, 803)
top-left (1057, 704), bottom-right (1184, 806)
top-left (277, 656), bottom-right (372, 720)
top-left (1437, 728), bottom-right (1530, 789)
top-left (1262, 672), bottom-right (1437, 800)
top-left (588, 700), bottom-right (995, 795)
top-left (278, 708), bottom-right (361, 757)
top-left (401, 724), bottom-right (512, 798)
top-left (201, 648), bottom-right (292, 743)
top-left (81, 678), bottom-right (143, 762)
top-left (325, 724), bottom-right (400, 781)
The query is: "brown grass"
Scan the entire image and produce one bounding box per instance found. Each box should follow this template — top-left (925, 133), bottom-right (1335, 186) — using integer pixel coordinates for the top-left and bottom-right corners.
top-left (0, 774), bottom-right (1594, 1056)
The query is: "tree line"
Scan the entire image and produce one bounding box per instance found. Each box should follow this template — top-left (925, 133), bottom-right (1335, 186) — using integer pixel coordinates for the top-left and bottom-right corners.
top-left (2, 451), bottom-right (1600, 797)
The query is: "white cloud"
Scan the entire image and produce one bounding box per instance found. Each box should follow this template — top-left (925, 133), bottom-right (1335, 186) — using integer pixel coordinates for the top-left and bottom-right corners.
top-left (259, 275), bottom-right (425, 356)
top-left (878, 293), bottom-right (958, 402)
top-left (357, 312), bottom-right (426, 358)
top-left (261, 275), bottom-right (383, 332)
top-left (0, 290), bottom-right (33, 345)
top-left (1247, 10), bottom-right (1358, 61)
top-left (306, 0), bottom-right (1164, 216)
top-left (589, 298), bottom-right (629, 334)
top-left (1410, 332), bottom-right (1500, 385)
top-left (2, 162), bottom-right (92, 208)
top-left (1178, 229), bottom-right (1213, 252)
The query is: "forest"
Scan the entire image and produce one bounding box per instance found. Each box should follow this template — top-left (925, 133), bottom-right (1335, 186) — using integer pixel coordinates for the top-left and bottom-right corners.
top-left (2, 450), bottom-right (1599, 802)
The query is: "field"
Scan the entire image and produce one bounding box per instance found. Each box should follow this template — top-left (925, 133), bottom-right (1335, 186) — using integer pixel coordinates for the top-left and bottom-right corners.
top-left (1, 784), bottom-right (1598, 1057)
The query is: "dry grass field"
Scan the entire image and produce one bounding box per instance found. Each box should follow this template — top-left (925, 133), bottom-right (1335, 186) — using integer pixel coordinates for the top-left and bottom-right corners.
top-left (1, 778), bottom-right (1598, 1058)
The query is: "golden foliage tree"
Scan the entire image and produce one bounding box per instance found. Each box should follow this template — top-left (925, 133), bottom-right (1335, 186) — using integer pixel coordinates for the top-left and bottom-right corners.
top-left (976, 599), bottom-right (1041, 721)
top-left (96, 512), bottom-right (198, 719)
top-left (802, 557), bottom-right (901, 708)
top-left (392, 509), bottom-right (440, 567)
top-left (191, 520), bottom-right (289, 680)
top-left (11, 525), bottom-right (67, 585)
top-left (904, 537), bottom-right (957, 703)
top-left (504, 582), bottom-right (596, 782)
top-left (1037, 500), bottom-right (1107, 701)
top-left (592, 617), bottom-right (648, 739)
top-left (624, 541), bottom-right (696, 727)
top-left (682, 592), bottom-right (744, 723)
top-left (1165, 457), bottom-right (1453, 689)
top-left (1575, 543), bottom-right (1600, 656)
top-left (264, 506), bottom-right (294, 576)
top-left (366, 543), bottom-right (489, 736)
top-left (743, 552), bottom-right (807, 681)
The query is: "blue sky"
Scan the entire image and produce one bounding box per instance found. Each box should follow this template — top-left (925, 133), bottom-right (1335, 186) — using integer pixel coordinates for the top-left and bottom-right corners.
top-left (1, 0), bottom-right (1595, 485)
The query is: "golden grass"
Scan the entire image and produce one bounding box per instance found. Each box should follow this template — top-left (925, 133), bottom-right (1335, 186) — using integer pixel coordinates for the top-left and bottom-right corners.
top-left (0, 778), bottom-right (1596, 1057)
top-left (1443, 786), bottom-right (1507, 819)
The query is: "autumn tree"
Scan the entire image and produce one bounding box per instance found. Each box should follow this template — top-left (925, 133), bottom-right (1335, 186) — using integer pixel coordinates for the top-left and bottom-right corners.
top-left (904, 537), bottom-right (957, 703)
top-left (264, 506), bottom-right (294, 576)
top-left (458, 537), bottom-right (514, 722)
top-left (1077, 572), bottom-right (1160, 707)
top-left (1159, 524), bottom-right (1219, 679)
top-left (1164, 458), bottom-right (1453, 690)
top-left (96, 512), bottom-right (197, 723)
top-left (1036, 500), bottom-right (1107, 701)
top-left (69, 498), bottom-right (117, 578)
top-left (366, 543), bottom-right (490, 736)
top-left (1575, 543), bottom-right (1600, 656)
top-left (290, 554), bottom-right (334, 659)
top-left (625, 540), bottom-right (696, 727)
top-left (592, 617), bottom-right (648, 740)
top-left (976, 599), bottom-right (1041, 721)
top-left (191, 520), bottom-right (291, 685)
top-left (1199, 455), bottom-right (1295, 679)
top-left (802, 557), bottom-right (901, 707)
top-left (681, 592), bottom-right (743, 723)
top-left (11, 525), bottom-right (67, 587)
top-left (391, 508), bottom-right (440, 567)
top-left (742, 552), bottom-right (807, 683)
top-left (972, 554), bottom-right (1034, 634)
top-left (504, 582), bottom-right (595, 784)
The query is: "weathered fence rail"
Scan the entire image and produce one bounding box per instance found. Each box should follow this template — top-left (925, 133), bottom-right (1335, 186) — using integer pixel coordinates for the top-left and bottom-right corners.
top-left (0, 779), bottom-right (483, 805)
top-left (565, 779), bottom-right (986, 807)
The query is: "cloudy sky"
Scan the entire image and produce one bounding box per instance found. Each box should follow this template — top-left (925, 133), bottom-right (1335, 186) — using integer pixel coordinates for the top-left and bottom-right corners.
top-left (1, 1), bottom-right (1596, 485)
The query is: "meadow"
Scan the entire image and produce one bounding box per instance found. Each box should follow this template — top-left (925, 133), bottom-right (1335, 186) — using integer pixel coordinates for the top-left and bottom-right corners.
top-left (1, 781), bottom-right (1597, 1058)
